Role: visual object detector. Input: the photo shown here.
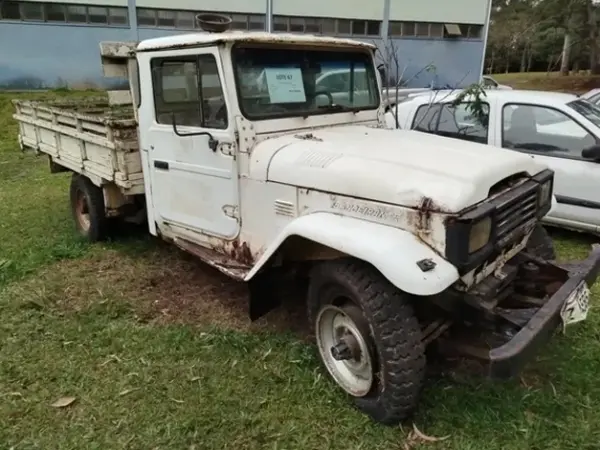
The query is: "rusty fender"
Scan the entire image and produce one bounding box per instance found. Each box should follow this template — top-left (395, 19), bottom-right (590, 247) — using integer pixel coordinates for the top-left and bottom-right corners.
top-left (244, 211), bottom-right (460, 296)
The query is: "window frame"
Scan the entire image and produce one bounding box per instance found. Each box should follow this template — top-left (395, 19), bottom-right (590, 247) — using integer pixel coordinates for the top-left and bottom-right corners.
top-left (501, 102), bottom-right (599, 162)
top-left (411, 101), bottom-right (491, 144)
top-left (411, 103), bottom-right (442, 133)
top-left (231, 43), bottom-right (380, 121)
top-left (437, 101), bottom-right (490, 144)
top-left (150, 54), bottom-right (229, 130)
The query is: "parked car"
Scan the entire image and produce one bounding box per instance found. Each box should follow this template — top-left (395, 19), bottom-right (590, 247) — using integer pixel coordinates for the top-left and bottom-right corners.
top-left (13, 30), bottom-right (600, 425)
top-left (386, 89), bottom-right (600, 235)
top-left (580, 87), bottom-right (600, 105)
top-left (482, 75), bottom-right (513, 90)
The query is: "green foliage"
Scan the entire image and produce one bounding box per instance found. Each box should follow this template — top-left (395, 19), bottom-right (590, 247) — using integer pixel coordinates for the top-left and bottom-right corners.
top-left (488, 0), bottom-right (598, 74)
top-left (452, 83), bottom-right (489, 127)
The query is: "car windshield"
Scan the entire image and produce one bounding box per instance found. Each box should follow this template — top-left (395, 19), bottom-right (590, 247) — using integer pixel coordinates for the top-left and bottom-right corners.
top-left (232, 45), bottom-right (380, 119)
top-left (567, 99), bottom-right (600, 128)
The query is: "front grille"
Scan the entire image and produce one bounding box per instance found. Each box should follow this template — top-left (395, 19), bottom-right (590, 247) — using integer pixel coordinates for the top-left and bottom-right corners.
top-left (495, 182), bottom-right (539, 245)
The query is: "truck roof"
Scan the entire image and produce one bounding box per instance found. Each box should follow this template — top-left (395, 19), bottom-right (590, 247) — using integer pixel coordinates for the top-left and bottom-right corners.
top-left (136, 31), bottom-right (377, 52)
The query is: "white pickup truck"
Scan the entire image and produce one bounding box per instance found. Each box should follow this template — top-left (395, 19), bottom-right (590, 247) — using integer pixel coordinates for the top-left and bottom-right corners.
top-left (12, 16), bottom-right (600, 425)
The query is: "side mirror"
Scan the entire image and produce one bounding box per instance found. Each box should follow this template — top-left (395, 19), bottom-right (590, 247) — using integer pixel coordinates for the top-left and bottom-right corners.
top-left (581, 145), bottom-right (600, 161)
top-left (377, 63), bottom-right (387, 86)
top-left (171, 113), bottom-right (218, 152)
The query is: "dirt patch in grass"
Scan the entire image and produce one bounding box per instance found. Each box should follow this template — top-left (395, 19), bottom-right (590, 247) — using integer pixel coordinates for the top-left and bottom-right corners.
top-left (3, 243), bottom-right (309, 336)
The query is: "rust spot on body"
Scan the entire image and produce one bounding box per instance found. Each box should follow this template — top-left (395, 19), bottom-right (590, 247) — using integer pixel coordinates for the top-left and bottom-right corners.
top-left (228, 240), bottom-right (254, 266)
top-left (417, 197), bottom-right (434, 233)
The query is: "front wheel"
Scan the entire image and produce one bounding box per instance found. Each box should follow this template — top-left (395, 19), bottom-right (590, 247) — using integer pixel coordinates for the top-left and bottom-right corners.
top-left (308, 259), bottom-right (425, 425)
top-left (526, 224), bottom-right (556, 260)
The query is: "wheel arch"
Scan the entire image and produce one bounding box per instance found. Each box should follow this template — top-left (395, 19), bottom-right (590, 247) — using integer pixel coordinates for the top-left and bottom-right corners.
top-left (245, 212), bottom-right (459, 297)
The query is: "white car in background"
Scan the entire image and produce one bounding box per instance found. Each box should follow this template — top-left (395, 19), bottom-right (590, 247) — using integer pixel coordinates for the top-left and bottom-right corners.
top-left (385, 89), bottom-right (600, 235)
top-left (581, 87), bottom-right (600, 105)
top-left (482, 75), bottom-right (513, 90)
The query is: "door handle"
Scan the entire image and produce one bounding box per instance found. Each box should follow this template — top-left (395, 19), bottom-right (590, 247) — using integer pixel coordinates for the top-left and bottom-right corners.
top-left (154, 160), bottom-right (169, 170)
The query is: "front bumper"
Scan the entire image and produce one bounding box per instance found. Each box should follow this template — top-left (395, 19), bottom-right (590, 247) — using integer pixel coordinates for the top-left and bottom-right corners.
top-left (442, 244), bottom-right (600, 379)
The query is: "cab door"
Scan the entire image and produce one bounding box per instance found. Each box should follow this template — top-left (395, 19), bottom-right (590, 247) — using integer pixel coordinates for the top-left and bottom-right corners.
top-left (137, 48), bottom-right (239, 239)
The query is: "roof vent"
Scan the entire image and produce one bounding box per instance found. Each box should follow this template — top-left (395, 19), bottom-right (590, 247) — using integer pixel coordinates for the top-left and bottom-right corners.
top-left (196, 13), bottom-right (232, 33)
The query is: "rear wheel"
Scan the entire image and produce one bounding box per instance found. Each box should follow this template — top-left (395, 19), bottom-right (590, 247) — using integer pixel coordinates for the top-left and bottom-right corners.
top-left (308, 259), bottom-right (425, 425)
top-left (69, 174), bottom-right (108, 242)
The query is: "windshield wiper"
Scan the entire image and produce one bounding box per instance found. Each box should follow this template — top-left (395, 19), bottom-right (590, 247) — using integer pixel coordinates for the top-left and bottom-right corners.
top-left (317, 104), bottom-right (353, 113)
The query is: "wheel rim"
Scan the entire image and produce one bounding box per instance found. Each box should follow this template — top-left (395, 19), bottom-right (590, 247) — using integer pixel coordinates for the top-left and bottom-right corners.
top-left (316, 303), bottom-right (374, 397)
top-left (74, 190), bottom-right (91, 232)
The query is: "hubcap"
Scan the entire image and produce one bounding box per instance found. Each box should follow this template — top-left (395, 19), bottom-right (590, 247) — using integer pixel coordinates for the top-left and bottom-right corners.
top-left (75, 191), bottom-right (91, 232)
top-left (316, 304), bottom-right (374, 397)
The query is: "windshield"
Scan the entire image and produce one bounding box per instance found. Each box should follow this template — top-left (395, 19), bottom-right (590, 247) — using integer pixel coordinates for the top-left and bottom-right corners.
top-left (232, 45), bottom-right (380, 119)
top-left (568, 99), bottom-right (600, 128)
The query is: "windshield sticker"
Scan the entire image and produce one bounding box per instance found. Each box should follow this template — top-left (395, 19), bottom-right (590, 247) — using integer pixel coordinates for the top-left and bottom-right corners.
top-left (264, 67), bottom-right (306, 103)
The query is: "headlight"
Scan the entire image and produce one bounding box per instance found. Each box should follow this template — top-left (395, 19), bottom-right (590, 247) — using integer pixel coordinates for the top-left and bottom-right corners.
top-left (538, 180), bottom-right (552, 207)
top-left (469, 217), bottom-right (492, 253)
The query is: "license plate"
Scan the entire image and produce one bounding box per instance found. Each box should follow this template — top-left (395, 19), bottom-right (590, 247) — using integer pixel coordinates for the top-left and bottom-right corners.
top-left (560, 281), bottom-right (591, 327)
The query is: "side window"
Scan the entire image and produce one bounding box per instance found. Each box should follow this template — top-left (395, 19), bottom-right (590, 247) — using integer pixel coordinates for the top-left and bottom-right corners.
top-left (437, 102), bottom-right (489, 144)
top-left (588, 93), bottom-right (600, 106)
top-left (483, 77), bottom-right (497, 88)
top-left (151, 55), bottom-right (228, 129)
top-left (411, 104), bottom-right (441, 133)
top-left (198, 56), bottom-right (228, 129)
top-left (502, 104), bottom-right (596, 159)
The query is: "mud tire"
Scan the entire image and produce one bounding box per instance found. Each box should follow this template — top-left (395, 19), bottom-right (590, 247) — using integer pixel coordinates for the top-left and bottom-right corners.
top-left (526, 224), bottom-right (556, 260)
top-left (69, 174), bottom-right (108, 242)
top-left (308, 259), bottom-right (425, 425)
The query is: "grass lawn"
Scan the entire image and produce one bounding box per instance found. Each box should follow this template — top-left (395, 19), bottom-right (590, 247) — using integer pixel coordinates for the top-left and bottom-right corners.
top-left (491, 71), bottom-right (600, 93)
top-left (2, 91), bottom-right (600, 449)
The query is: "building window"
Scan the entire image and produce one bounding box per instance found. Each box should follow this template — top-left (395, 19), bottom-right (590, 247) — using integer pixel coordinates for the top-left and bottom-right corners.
top-left (430, 23), bottom-right (444, 38)
top-left (289, 17), bottom-right (304, 32)
top-left (66, 5), bottom-right (86, 23)
top-left (321, 18), bottom-right (335, 34)
top-left (402, 22), bottom-right (416, 37)
top-left (157, 10), bottom-right (176, 27)
top-left (273, 15), bottom-right (287, 32)
top-left (444, 23), bottom-right (463, 37)
top-left (45, 3), bottom-right (65, 22)
top-left (248, 14), bottom-right (264, 30)
top-left (305, 18), bottom-right (320, 33)
top-left (88, 6), bottom-right (107, 24)
top-left (175, 11), bottom-right (194, 28)
top-left (337, 19), bottom-right (351, 34)
top-left (468, 24), bottom-right (483, 39)
top-left (0, 1), bottom-right (20, 19)
top-left (20, 2), bottom-right (43, 21)
top-left (416, 22), bottom-right (429, 37)
top-left (137, 8), bottom-right (156, 26)
top-left (230, 13), bottom-right (247, 30)
top-left (108, 7), bottom-right (127, 25)
top-left (386, 20), bottom-right (483, 40)
top-left (351, 20), bottom-right (365, 35)
top-left (0, 1), bottom-right (129, 25)
top-left (366, 21), bottom-right (380, 36)
top-left (389, 21), bottom-right (402, 36)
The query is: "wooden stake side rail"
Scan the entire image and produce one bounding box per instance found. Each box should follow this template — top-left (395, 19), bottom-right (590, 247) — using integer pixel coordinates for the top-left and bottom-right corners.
top-left (12, 98), bottom-right (144, 195)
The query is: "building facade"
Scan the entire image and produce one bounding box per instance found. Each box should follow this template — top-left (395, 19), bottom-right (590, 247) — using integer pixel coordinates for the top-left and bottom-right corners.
top-left (0, 0), bottom-right (491, 89)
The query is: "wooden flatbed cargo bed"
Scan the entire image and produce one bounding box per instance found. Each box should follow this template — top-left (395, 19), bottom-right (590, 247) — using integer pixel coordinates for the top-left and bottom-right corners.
top-left (13, 98), bottom-right (144, 195)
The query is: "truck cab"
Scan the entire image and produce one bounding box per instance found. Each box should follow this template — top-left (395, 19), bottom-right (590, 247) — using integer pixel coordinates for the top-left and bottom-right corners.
top-left (13, 17), bottom-right (600, 425)
top-left (131, 31), bottom-right (385, 268)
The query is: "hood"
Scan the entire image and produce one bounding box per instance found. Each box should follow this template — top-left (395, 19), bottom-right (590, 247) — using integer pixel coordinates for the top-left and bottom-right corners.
top-left (264, 126), bottom-right (547, 213)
